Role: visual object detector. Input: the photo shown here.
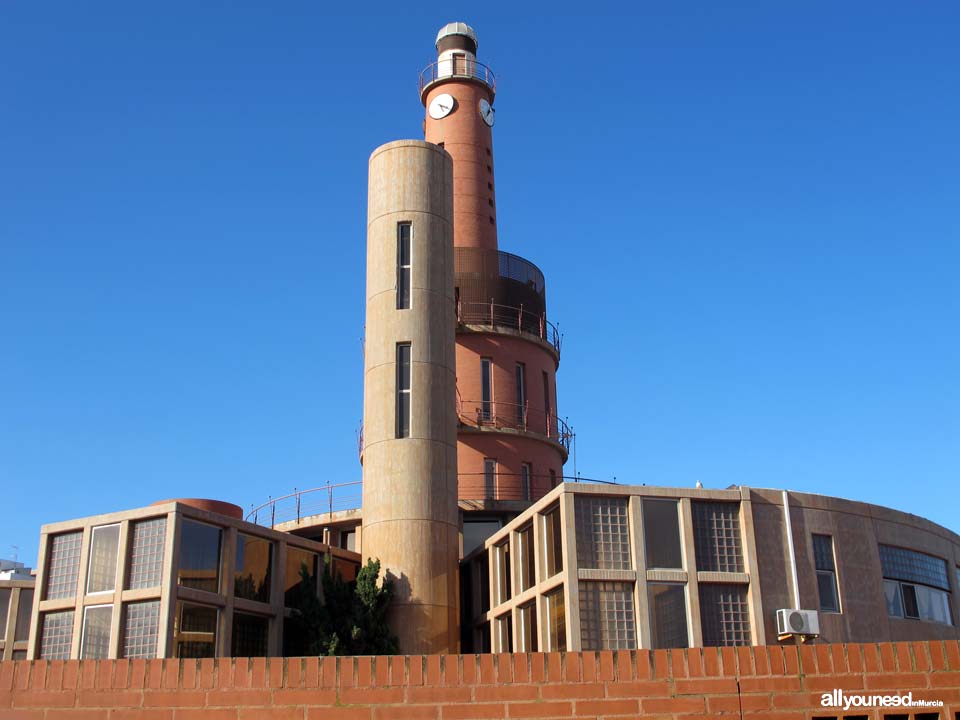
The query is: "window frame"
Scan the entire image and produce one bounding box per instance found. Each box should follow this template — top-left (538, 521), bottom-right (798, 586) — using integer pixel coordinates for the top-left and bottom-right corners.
top-left (396, 222), bottom-right (411, 310)
top-left (395, 342), bottom-right (412, 438)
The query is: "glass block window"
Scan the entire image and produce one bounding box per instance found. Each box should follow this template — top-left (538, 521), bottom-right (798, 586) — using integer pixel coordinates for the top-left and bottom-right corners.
top-left (692, 502), bottom-right (744, 573)
top-left (175, 602), bottom-right (217, 658)
top-left (542, 504), bottom-right (563, 578)
top-left (234, 534), bottom-right (272, 604)
top-left (14, 589), bottom-right (34, 642)
top-left (579, 581), bottom-right (636, 650)
top-left (575, 496), bottom-right (631, 570)
top-left (127, 517), bottom-right (166, 589)
top-left (648, 583), bottom-right (688, 649)
top-left (643, 499), bottom-right (683, 569)
top-left (878, 545), bottom-right (950, 590)
top-left (80, 605), bottom-right (112, 659)
top-left (813, 534), bottom-right (840, 613)
top-left (86, 524), bottom-right (120, 594)
top-left (39, 610), bottom-right (75, 659)
top-left (231, 612), bottom-right (269, 657)
top-left (45, 531), bottom-right (82, 600)
top-left (699, 584), bottom-right (752, 646)
top-left (122, 600), bottom-right (160, 659)
top-left (178, 520), bottom-right (222, 594)
top-left (544, 587), bottom-right (566, 652)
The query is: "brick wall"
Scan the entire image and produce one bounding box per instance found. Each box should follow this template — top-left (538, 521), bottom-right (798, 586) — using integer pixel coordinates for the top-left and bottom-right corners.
top-left (1, 641), bottom-right (958, 719)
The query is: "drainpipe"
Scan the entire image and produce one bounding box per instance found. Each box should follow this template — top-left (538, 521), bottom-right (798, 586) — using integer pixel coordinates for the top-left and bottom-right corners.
top-left (782, 490), bottom-right (801, 610)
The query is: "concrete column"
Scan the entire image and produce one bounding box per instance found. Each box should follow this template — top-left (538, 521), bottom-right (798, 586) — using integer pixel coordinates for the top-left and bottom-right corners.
top-left (362, 139), bottom-right (459, 654)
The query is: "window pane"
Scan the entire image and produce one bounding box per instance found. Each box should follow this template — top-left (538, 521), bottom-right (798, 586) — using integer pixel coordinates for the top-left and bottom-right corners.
top-left (122, 600), bottom-right (160, 659)
top-left (883, 579), bottom-right (903, 617)
top-left (817, 571), bottom-right (839, 613)
top-left (46, 531), bottom-right (82, 600)
top-left (878, 545), bottom-right (949, 590)
top-left (515, 363), bottom-right (526, 426)
top-left (81, 605), bottom-right (112, 659)
top-left (463, 519), bottom-right (501, 556)
top-left (812, 534), bottom-right (835, 571)
top-left (14, 589), bottom-right (34, 642)
top-left (643, 499), bottom-right (682, 569)
top-left (902, 584), bottom-right (919, 618)
top-left (543, 505), bottom-right (563, 578)
top-left (521, 463), bottom-right (531, 501)
top-left (483, 458), bottom-right (496, 499)
top-left (0, 588), bottom-right (9, 631)
top-left (232, 612), bottom-right (269, 656)
top-left (518, 601), bottom-right (538, 652)
top-left (87, 524), bottom-right (120, 594)
top-left (396, 343), bottom-right (411, 438)
top-left (493, 542), bottom-right (511, 605)
top-left (127, 517), bottom-right (167, 590)
top-left (914, 585), bottom-right (952, 625)
top-left (178, 521), bottom-right (222, 594)
top-left (480, 358), bottom-right (492, 421)
top-left (575, 497), bottom-right (631, 570)
top-left (175, 602), bottom-right (217, 658)
top-left (699, 584), bottom-right (751, 646)
top-left (579, 581), bottom-right (636, 650)
top-left (39, 610), bottom-right (75, 659)
top-left (545, 588), bottom-right (566, 651)
top-left (397, 223), bottom-right (411, 310)
top-left (517, 524), bottom-right (535, 592)
top-left (495, 613), bottom-right (512, 652)
top-left (284, 547), bottom-right (317, 608)
top-left (235, 534), bottom-right (272, 603)
top-left (648, 584), bottom-right (688, 649)
top-left (692, 502), bottom-right (744, 573)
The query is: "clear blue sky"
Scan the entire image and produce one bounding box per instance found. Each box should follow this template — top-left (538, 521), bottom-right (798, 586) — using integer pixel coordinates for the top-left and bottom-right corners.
top-left (2, 3), bottom-right (958, 566)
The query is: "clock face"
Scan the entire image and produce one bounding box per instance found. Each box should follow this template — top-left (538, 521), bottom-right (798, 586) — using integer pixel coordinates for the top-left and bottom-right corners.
top-left (479, 98), bottom-right (495, 127)
top-left (428, 93), bottom-right (455, 120)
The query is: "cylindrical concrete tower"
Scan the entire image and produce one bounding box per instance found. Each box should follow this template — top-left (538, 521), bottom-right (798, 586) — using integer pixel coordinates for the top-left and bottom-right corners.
top-left (420, 24), bottom-right (569, 536)
top-left (361, 140), bottom-right (460, 654)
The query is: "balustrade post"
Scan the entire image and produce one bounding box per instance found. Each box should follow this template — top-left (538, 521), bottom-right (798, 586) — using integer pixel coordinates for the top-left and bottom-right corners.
top-left (296, 487), bottom-right (301, 523)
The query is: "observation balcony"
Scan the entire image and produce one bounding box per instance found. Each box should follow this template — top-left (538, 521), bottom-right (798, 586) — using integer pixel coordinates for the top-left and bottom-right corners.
top-left (455, 248), bottom-right (561, 359)
top-left (457, 398), bottom-right (573, 456)
top-left (419, 58), bottom-right (496, 101)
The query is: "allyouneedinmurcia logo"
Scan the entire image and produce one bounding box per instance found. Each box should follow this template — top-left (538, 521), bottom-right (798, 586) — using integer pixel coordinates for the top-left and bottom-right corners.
top-left (821, 689), bottom-right (943, 711)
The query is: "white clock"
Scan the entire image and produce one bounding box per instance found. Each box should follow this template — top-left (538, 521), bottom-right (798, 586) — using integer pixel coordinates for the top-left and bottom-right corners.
top-left (479, 98), bottom-right (495, 127)
top-left (428, 93), bottom-right (455, 119)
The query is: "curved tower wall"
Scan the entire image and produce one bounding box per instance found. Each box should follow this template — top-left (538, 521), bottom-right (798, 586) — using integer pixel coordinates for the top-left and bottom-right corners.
top-left (362, 140), bottom-right (460, 654)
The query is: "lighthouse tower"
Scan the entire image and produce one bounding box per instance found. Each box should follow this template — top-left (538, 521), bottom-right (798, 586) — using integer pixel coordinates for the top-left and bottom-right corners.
top-left (421, 25), bottom-right (568, 523)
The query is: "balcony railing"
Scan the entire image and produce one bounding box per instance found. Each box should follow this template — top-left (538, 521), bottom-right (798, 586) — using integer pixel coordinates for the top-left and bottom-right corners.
top-left (419, 59), bottom-right (496, 97)
top-left (457, 300), bottom-right (561, 355)
top-left (457, 398), bottom-right (573, 452)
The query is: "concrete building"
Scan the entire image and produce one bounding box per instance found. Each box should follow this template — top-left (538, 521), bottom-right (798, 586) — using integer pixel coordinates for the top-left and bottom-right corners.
top-left (0, 560), bottom-right (35, 661)
top-left (26, 498), bottom-right (359, 660)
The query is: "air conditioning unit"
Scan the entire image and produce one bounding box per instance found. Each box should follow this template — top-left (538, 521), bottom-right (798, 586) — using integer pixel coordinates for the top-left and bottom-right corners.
top-left (776, 608), bottom-right (820, 637)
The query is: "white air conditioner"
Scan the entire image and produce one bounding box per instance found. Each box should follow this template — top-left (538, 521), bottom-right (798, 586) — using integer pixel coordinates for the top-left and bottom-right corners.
top-left (776, 608), bottom-right (820, 637)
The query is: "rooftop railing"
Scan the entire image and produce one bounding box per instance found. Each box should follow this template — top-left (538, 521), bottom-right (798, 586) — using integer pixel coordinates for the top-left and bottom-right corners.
top-left (457, 398), bottom-right (573, 452)
top-left (419, 59), bottom-right (496, 97)
top-left (457, 300), bottom-right (561, 355)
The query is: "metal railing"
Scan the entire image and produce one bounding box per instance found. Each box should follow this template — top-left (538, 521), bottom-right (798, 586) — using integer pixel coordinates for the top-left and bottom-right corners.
top-left (247, 474), bottom-right (616, 526)
top-left (419, 59), bottom-right (496, 95)
top-left (457, 300), bottom-right (561, 355)
top-left (246, 480), bottom-right (362, 527)
top-left (457, 399), bottom-right (573, 452)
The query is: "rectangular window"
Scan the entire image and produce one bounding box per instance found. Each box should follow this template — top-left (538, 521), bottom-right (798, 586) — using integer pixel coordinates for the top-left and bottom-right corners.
top-left (175, 602), bottom-right (217, 658)
top-left (575, 496), bottom-right (631, 570)
top-left (692, 502), bottom-right (744, 573)
top-left (14, 589), bottom-right (34, 642)
top-left (515, 363), bottom-right (526, 427)
top-left (339, 530), bottom-right (357, 552)
top-left (231, 612), bottom-right (269, 657)
top-left (648, 583), bottom-right (688, 649)
top-left (542, 371), bottom-right (551, 434)
top-left (494, 613), bottom-right (512, 652)
top-left (86, 524), bottom-right (120, 594)
top-left (480, 358), bottom-right (493, 422)
top-left (879, 545), bottom-right (952, 625)
top-left (39, 610), bottom-right (75, 660)
top-left (549, 469), bottom-right (558, 488)
top-left (542, 504), bottom-right (563, 578)
top-left (126, 517), bottom-right (167, 590)
top-left (521, 463), bottom-right (532, 501)
top-left (122, 600), bottom-right (160, 659)
top-left (518, 601), bottom-right (538, 651)
top-left (699, 584), bottom-right (752, 646)
top-left (396, 343), bottom-right (411, 438)
top-left (579, 581), bottom-right (636, 650)
top-left (643, 499), bottom-right (683, 569)
top-left (545, 587), bottom-right (566, 651)
top-left (284, 547), bottom-right (318, 609)
top-left (80, 604), bottom-right (113, 659)
top-left (493, 541), bottom-right (511, 605)
top-left (813, 534), bottom-right (840, 613)
top-left (517, 524), bottom-right (535, 592)
top-left (45, 531), bottom-right (82, 600)
top-left (397, 222), bottom-right (411, 309)
top-left (463, 518), bottom-right (501, 556)
top-left (0, 588), bottom-right (9, 633)
top-left (235, 534), bottom-right (272, 604)
top-left (483, 458), bottom-right (496, 499)
top-left (177, 520), bottom-right (222, 594)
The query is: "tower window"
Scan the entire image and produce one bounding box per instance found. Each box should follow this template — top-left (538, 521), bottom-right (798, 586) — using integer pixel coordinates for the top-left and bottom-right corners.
top-left (396, 343), bottom-right (411, 438)
top-left (397, 223), bottom-right (411, 310)
top-left (483, 458), bottom-right (496, 499)
top-left (521, 462), bottom-right (531, 501)
top-left (515, 362), bottom-right (526, 428)
top-left (480, 358), bottom-right (493, 422)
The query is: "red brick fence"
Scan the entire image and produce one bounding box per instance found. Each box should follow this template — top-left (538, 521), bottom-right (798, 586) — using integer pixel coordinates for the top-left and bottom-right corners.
top-left (2, 641), bottom-right (959, 719)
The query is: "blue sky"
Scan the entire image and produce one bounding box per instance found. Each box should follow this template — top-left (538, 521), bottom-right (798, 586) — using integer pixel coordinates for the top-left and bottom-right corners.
top-left (2, 2), bottom-right (958, 565)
